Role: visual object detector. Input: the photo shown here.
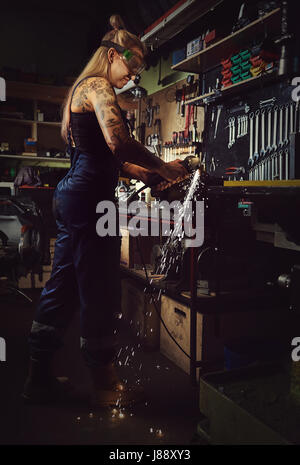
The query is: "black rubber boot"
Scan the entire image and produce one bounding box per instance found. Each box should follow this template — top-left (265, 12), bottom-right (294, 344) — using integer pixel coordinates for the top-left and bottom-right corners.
top-left (89, 361), bottom-right (145, 408)
top-left (22, 357), bottom-right (88, 405)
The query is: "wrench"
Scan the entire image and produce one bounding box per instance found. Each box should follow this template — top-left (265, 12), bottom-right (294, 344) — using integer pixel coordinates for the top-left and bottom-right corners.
top-left (228, 118), bottom-right (233, 148)
top-left (285, 148), bottom-right (289, 180)
top-left (257, 161), bottom-right (262, 181)
top-left (248, 112), bottom-right (255, 171)
top-left (278, 105), bottom-right (284, 149)
top-left (260, 109), bottom-right (266, 158)
top-left (266, 155), bottom-right (271, 180)
top-left (266, 108), bottom-right (272, 154)
top-left (253, 110), bottom-right (260, 163)
top-left (237, 116), bottom-right (241, 138)
top-left (294, 100), bottom-right (299, 133)
top-left (290, 102), bottom-right (294, 134)
top-left (283, 103), bottom-right (289, 146)
top-left (259, 97), bottom-right (276, 107)
top-left (228, 117), bottom-right (236, 148)
top-left (279, 150), bottom-right (283, 180)
top-left (274, 152), bottom-right (279, 180)
top-left (271, 152), bottom-right (276, 180)
top-left (232, 117), bottom-right (236, 146)
top-left (241, 115), bottom-right (246, 137)
top-left (214, 106), bottom-right (222, 139)
top-left (272, 105), bottom-right (279, 152)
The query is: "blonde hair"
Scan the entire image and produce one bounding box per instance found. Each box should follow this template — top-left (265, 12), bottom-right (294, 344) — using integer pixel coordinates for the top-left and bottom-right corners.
top-left (61, 14), bottom-right (147, 142)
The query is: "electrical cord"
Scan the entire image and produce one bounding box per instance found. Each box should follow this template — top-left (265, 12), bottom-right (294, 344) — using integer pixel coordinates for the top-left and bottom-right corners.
top-left (135, 220), bottom-right (193, 361)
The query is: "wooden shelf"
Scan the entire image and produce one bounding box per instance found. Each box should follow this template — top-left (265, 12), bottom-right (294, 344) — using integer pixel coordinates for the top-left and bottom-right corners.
top-left (6, 81), bottom-right (68, 104)
top-left (0, 117), bottom-right (61, 126)
top-left (0, 154), bottom-right (70, 163)
top-left (185, 72), bottom-right (280, 105)
top-left (171, 8), bottom-right (281, 73)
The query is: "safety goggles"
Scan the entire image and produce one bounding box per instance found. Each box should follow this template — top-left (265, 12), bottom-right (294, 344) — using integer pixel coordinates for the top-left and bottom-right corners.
top-left (101, 40), bottom-right (145, 76)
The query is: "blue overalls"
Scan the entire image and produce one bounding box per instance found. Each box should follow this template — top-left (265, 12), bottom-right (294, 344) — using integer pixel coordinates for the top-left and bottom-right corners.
top-left (28, 76), bottom-right (123, 366)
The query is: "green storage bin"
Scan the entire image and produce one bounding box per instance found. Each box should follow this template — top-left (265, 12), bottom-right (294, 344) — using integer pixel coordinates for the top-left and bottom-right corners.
top-left (231, 75), bottom-right (242, 84)
top-left (231, 54), bottom-right (242, 65)
top-left (231, 64), bottom-right (241, 75)
top-left (240, 61), bottom-right (252, 71)
top-left (239, 50), bottom-right (251, 61)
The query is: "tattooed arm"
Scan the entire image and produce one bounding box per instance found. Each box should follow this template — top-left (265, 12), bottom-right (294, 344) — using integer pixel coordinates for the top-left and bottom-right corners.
top-left (119, 162), bottom-right (152, 183)
top-left (86, 77), bottom-right (187, 181)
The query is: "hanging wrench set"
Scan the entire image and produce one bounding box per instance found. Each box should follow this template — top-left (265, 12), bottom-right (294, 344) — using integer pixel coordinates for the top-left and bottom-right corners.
top-left (204, 79), bottom-right (300, 181)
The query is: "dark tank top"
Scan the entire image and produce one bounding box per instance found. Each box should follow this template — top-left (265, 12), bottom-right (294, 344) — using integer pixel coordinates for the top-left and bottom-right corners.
top-left (57, 76), bottom-right (124, 199)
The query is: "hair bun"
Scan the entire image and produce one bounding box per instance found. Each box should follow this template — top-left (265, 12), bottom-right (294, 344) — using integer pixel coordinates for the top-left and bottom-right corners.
top-left (110, 14), bottom-right (126, 31)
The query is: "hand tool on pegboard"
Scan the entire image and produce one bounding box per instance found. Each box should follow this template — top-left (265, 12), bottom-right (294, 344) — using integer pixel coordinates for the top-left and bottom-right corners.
top-left (225, 166), bottom-right (245, 181)
top-left (176, 89), bottom-right (182, 114)
top-left (181, 85), bottom-right (186, 117)
top-left (172, 131), bottom-right (178, 145)
top-left (146, 98), bottom-right (154, 127)
top-left (184, 103), bottom-right (194, 141)
top-left (214, 105), bottom-right (222, 139)
top-left (248, 112), bottom-right (254, 180)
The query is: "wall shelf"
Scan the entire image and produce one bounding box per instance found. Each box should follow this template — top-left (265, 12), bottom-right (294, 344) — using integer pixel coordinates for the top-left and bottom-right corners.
top-left (185, 72), bottom-right (278, 105)
top-left (171, 7), bottom-right (281, 74)
top-left (0, 117), bottom-right (61, 126)
top-left (6, 81), bottom-right (68, 104)
top-left (0, 153), bottom-right (70, 163)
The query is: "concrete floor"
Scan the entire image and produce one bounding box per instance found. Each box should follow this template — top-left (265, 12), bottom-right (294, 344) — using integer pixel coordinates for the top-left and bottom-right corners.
top-left (0, 288), bottom-right (204, 445)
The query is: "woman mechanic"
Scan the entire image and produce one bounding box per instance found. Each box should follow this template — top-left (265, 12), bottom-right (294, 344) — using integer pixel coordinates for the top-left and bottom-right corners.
top-left (23, 15), bottom-right (187, 407)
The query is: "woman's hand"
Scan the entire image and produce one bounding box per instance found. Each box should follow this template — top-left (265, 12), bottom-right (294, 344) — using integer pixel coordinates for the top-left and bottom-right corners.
top-left (158, 159), bottom-right (188, 182)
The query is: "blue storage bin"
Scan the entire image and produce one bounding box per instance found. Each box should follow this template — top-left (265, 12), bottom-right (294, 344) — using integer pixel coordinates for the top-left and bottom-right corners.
top-left (172, 49), bottom-right (186, 65)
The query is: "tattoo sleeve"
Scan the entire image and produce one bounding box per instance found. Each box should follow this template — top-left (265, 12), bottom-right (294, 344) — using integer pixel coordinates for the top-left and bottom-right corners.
top-left (88, 77), bottom-right (165, 172)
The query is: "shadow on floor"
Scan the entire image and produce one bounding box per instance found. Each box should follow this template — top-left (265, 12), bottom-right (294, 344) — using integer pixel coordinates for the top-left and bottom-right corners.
top-left (0, 289), bottom-right (203, 445)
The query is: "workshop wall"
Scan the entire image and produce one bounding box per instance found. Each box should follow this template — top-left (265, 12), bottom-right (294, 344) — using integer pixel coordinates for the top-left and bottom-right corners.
top-left (140, 78), bottom-right (204, 146)
top-left (140, 55), bottom-right (189, 96)
top-left (0, 9), bottom-right (91, 83)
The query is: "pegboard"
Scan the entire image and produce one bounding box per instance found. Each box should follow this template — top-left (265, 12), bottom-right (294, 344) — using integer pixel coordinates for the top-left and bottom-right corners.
top-left (204, 78), bottom-right (296, 180)
top-left (139, 79), bottom-right (204, 147)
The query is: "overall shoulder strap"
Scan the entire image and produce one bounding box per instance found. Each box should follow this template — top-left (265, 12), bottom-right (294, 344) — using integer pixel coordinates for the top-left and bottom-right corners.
top-left (67, 75), bottom-right (102, 157)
